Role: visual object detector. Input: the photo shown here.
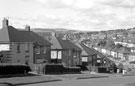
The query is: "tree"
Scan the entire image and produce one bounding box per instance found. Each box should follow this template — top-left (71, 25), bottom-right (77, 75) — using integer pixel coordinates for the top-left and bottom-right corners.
top-left (117, 63), bottom-right (124, 73)
top-left (105, 39), bottom-right (115, 47)
top-left (115, 44), bottom-right (123, 48)
top-left (98, 40), bottom-right (106, 47)
top-left (110, 63), bottom-right (117, 73)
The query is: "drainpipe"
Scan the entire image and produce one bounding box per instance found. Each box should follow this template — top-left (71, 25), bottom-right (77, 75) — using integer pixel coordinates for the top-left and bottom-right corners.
top-left (56, 50), bottom-right (58, 64)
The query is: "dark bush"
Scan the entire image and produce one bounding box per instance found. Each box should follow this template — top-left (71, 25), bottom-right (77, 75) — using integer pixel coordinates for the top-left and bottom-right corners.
top-left (76, 65), bottom-right (88, 71)
top-left (98, 67), bottom-right (110, 73)
top-left (0, 64), bottom-right (31, 75)
top-left (63, 67), bottom-right (81, 74)
top-left (45, 64), bottom-right (63, 74)
top-left (44, 64), bottom-right (81, 74)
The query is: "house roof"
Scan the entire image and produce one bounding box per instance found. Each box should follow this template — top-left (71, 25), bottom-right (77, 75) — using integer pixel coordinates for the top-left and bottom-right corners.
top-left (125, 37), bottom-right (135, 43)
top-left (111, 47), bottom-right (119, 52)
top-left (50, 37), bottom-right (81, 51)
top-left (0, 26), bottom-right (51, 46)
top-left (50, 37), bottom-right (62, 49)
top-left (117, 47), bottom-right (130, 54)
top-left (129, 52), bottom-right (135, 56)
top-left (79, 43), bottom-right (96, 56)
top-left (79, 43), bottom-right (106, 58)
top-left (26, 31), bottom-right (51, 45)
top-left (75, 43), bottom-right (88, 56)
top-left (130, 47), bottom-right (135, 50)
top-left (95, 49), bottom-right (106, 58)
top-left (78, 43), bottom-right (112, 62)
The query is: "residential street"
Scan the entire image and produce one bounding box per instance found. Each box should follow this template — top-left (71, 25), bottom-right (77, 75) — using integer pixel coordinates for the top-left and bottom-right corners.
top-left (22, 75), bottom-right (135, 86)
top-left (1, 1), bottom-right (135, 86)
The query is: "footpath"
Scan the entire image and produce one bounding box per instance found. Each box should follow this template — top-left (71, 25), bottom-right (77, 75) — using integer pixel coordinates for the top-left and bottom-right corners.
top-left (0, 71), bottom-right (135, 86)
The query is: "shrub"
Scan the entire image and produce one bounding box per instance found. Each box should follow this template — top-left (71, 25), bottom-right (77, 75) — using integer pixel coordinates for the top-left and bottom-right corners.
top-left (63, 67), bottom-right (81, 74)
top-left (44, 64), bottom-right (81, 74)
top-left (0, 64), bottom-right (31, 75)
top-left (76, 65), bottom-right (88, 71)
top-left (45, 64), bottom-right (63, 74)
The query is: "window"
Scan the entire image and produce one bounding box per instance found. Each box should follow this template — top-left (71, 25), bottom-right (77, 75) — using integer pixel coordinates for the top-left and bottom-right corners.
top-left (82, 57), bottom-right (88, 62)
top-left (58, 51), bottom-right (62, 59)
top-left (0, 44), bottom-right (10, 51)
top-left (36, 46), bottom-right (40, 54)
top-left (43, 46), bottom-right (46, 54)
top-left (73, 52), bottom-right (77, 58)
top-left (68, 50), bottom-right (72, 56)
top-left (25, 43), bottom-right (29, 52)
top-left (51, 51), bottom-right (57, 59)
top-left (17, 44), bottom-right (20, 53)
top-left (17, 60), bottom-right (20, 62)
top-left (97, 60), bottom-right (101, 63)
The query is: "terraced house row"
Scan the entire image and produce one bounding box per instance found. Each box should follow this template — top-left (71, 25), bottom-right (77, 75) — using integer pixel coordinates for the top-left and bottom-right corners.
top-left (92, 39), bottom-right (135, 62)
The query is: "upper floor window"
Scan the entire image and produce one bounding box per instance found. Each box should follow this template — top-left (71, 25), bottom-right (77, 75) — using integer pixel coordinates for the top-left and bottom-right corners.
top-left (43, 46), bottom-right (46, 54)
top-left (73, 52), bottom-right (77, 58)
top-left (25, 43), bottom-right (29, 52)
top-left (36, 46), bottom-right (40, 54)
top-left (0, 44), bottom-right (10, 51)
top-left (17, 44), bottom-right (20, 53)
top-left (68, 50), bottom-right (72, 56)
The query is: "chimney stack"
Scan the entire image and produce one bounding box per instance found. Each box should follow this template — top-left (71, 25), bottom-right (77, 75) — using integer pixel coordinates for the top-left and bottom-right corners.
top-left (62, 35), bottom-right (67, 40)
top-left (25, 25), bottom-right (30, 31)
top-left (51, 32), bottom-right (56, 37)
top-left (2, 18), bottom-right (8, 28)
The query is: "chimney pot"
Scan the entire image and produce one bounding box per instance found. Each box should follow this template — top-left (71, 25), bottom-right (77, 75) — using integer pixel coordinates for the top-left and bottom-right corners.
top-left (25, 25), bottom-right (30, 31)
top-left (2, 18), bottom-right (8, 28)
top-left (51, 32), bottom-right (56, 37)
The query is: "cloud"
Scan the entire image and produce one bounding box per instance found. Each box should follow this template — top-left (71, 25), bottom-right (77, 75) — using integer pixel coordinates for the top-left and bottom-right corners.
top-left (0, 0), bottom-right (135, 31)
top-left (34, 0), bottom-right (73, 8)
top-left (34, 0), bottom-right (98, 9)
top-left (101, 0), bottom-right (135, 8)
top-left (34, 0), bottom-right (135, 9)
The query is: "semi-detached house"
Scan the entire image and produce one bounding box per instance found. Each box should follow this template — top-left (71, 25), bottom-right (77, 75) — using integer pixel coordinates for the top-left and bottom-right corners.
top-left (0, 18), bottom-right (51, 71)
top-left (49, 34), bottom-right (82, 67)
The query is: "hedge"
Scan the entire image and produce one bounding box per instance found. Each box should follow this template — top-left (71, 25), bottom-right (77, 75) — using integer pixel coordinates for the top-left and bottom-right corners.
top-left (76, 65), bottom-right (88, 71)
top-left (45, 64), bottom-right (63, 74)
top-left (44, 64), bottom-right (81, 74)
top-left (0, 64), bottom-right (31, 75)
top-left (63, 67), bottom-right (81, 74)
top-left (98, 67), bottom-right (109, 73)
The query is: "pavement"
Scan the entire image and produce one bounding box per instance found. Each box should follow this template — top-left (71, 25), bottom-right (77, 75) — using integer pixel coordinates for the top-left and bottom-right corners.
top-left (44, 72), bottom-right (109, 80)
top-left (22, 75), bottom-right (135, 86)
top-left (0, 74), bottom-right (61, 86)
top-left (1, 71), bottom-right (135, 86)
top-left (0, 72), bottom-right (109, 86)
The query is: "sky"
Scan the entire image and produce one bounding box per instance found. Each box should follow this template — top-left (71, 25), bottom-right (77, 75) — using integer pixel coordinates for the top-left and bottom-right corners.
top-left (0, 0), bottom-right (135, 31)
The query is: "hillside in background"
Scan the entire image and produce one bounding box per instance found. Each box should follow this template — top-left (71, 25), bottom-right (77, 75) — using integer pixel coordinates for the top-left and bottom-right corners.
top-left (31, 28), bottom-right (79, 34)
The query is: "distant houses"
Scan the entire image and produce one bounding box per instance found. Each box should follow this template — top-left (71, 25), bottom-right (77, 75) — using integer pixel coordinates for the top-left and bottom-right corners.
top-left (92, 39), bottom-right (135, 63)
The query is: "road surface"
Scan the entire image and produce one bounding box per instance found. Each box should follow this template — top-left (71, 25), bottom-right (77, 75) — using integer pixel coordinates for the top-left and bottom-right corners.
top-left (22, 75), bottom-right (135, 86)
